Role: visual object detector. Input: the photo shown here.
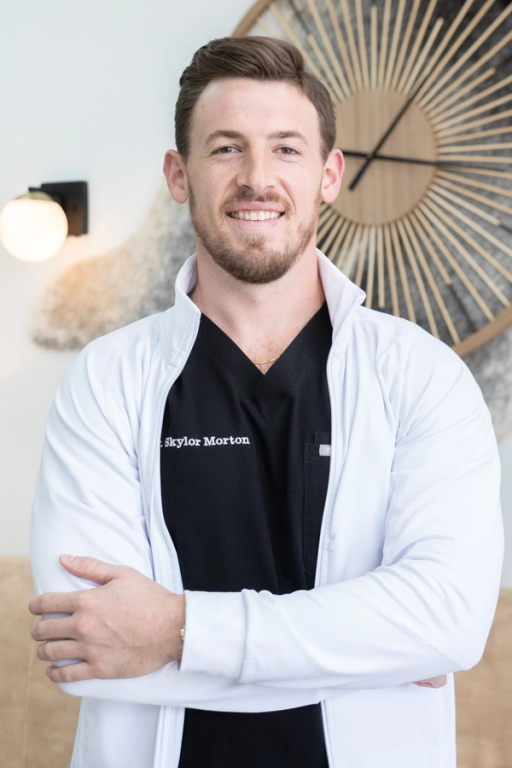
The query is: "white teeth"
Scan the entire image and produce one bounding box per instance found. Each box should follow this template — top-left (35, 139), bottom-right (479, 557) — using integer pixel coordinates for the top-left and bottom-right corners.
top-left (229, 211), bottom-right (282, 220)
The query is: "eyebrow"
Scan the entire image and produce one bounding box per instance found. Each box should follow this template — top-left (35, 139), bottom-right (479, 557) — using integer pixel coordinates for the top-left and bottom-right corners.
top-left (204, 129), bottom-right (309, 146)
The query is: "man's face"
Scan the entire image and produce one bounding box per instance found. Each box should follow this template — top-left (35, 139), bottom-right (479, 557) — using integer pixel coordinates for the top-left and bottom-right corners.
top-left (180, 78), bottom-right (337, 284)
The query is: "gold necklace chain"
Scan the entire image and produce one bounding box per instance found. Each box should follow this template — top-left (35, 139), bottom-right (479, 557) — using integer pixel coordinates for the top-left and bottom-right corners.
top-left (251, 354), bottom-right (281, 365)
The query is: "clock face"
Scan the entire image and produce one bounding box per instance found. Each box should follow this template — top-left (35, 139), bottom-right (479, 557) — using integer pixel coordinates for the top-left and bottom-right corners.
top-left (233, 0), bottom-right (512, 356)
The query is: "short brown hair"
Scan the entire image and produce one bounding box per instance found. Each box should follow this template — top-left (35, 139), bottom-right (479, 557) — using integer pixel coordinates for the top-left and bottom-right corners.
top-left (175, 36), bottom-right (336, 161)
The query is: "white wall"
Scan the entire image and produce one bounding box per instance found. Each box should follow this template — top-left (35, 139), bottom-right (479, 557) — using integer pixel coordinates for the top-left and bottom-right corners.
top-left (1, 0), bottom-right (510, 588)
top-left (0, 0), bottom-right (254, 554)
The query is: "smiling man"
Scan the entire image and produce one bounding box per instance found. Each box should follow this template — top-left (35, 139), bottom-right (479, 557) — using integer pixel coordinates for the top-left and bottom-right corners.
top-left (29, 37), bottom-right (503, 768)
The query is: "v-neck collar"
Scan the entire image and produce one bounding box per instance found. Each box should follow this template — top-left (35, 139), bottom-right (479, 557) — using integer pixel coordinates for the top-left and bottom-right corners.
top-left (196, 302), bottom-right (332, 421)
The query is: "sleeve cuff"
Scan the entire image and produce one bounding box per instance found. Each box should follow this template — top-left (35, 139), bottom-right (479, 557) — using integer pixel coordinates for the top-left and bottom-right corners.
top-left (179, 590), bottom-right (246, 680)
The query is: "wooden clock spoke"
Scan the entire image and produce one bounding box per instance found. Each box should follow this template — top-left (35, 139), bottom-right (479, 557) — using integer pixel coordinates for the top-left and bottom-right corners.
top-left (408, 212), bottom-right (453, 285)
top-left (390, 222), bottom-right (416, 322)
top-left (354, 0), bottom-right (370, 90)
top-left (333, 220), bottom-right (356, 269)
top-left (426, 194), bottom-right (512, 278)
top-left (318, 205), bottom-right (333, 228)
top-left (396, 218), bottom-right (439, 336)
top-left (408, 0), bottom-right (476, 103)
top-left (390, 0), bottom-right (422, 90)
top-left (370, 6), bottom-right (378, 90)
top-left (326, 219), bottom-right (350, 266)
top-left (269, 3), bottom-right (337, 103)
top-left (307, 33), bottom-right (345, 101)
top-left (402, 215), bottom-right (461, 344)
top-left (428, 192), bottom-right (512, 261)
top-left (449, 167), bottom-right (512, 181)
top-left (438, 171), bottom-right (512, 201)
top-left (402, 17), bottom-right (445, 96)
top-left (340, 0), bottom-right (364, 91)
top-left (415, 0), bottom-right (495, 106)
top-left (421, 200), bottom-right (508, 309)
top-left (396, 0), bottom-right (438, 94)
top-left (325, 0), bottom-right (356, 93)
top-left (431, 185), bottom-right (500, 225)
top-left (439, 143), bottom-right (512, 153)
top-left (341, 223), bottom-right (363, 279)
top-left (365, 227), bottom-right (376, 310)
top-left (317, 209), bottom-right (339, 241)
top-left (432, 73), bottom-right (512, 124)
top-left (413, 208), bottom-right (495, 322)
top-left (377, 225), bottom-right (385, 309)
top-left (437, 155), bottom-right (512, 165)
top-left (319, 214), bottom-right (345, 253)
top-left (384, 225), bottom-right (400, 317)
top-left (434, 177), bottom-right (512, 218)
top-left (377, 0), bottom-right (392, 89)
top-left (438, 126), bottom-right (512, 144)
top-left (419, 1), bottom-right (512, 110)
top-left (355, 225), bottom-right (370, 287)
top-left (428, 68), bottom-right (495, 119)
top-left (305, 0), bottom-right (351, 97)
top-left (421, 24), bottom-right (512, 112)
top-left (437, 109), bottom-right (512, 138)
top-left (383, 0), bottom-right (406, 89)
top-left (433, 92), bottom-right (512, 131)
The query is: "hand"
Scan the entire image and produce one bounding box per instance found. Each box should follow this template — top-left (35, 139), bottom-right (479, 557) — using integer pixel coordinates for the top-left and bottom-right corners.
top-left (412, 675), bottom-right (447, 688)
top-left (29, 555), bottom-right (186, 684)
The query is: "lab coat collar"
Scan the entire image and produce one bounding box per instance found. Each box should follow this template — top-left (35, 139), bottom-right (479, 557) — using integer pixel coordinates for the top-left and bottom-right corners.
top-left (168, 248), bottom-right (366, 360)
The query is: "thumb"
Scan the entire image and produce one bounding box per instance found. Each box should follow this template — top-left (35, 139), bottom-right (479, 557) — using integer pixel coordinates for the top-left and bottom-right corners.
top-left (59, 554), bottom-right (120, 585)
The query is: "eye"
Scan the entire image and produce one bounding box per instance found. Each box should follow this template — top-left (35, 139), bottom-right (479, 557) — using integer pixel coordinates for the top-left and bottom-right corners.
top-left (213, 145), bottom-right (240, 154)
top-left (277, 146), bottom-right (299, 155)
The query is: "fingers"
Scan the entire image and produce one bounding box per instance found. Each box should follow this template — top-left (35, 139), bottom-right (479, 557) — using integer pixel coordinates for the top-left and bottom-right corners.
top-left (29, 592), bottom-right (81, 617)
top-left (413, 674), bottom-right (447, 688)
top-left (37, 640), bottom-right (82, 663)
top-left (31, 616), bottom-right (77, 642)
top-left (59, 555), bottom-right (122, 585)
top-left (46, 661), bottom-right (94, 684)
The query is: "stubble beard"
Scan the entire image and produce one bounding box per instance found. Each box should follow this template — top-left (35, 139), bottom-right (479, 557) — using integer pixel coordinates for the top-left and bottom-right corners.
top-left (188, 186), bottom-right (321, 285)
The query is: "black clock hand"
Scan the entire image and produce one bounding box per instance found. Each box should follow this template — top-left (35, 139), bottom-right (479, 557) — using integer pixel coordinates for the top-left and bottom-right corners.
top-left (341, 149), bottom-right (507, 172)
top-left (347, 94), bottom-right (417, 190)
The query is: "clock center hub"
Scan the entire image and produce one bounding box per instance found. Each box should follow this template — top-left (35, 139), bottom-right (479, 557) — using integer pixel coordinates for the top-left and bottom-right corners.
top-left (333, 90), bottom-right (437, 225)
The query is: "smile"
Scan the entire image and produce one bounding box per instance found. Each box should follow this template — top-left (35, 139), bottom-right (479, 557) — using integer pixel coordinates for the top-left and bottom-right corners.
top-left (227, 211), bottom-right (284, 221)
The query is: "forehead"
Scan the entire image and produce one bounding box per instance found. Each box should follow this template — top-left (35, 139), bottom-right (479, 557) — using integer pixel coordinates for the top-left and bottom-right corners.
top-left (190, 78), bottom-right (321, 147)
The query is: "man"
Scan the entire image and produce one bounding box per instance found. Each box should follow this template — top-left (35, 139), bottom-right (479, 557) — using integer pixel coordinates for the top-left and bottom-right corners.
top-left (29, 37), bottom-right (503, 768)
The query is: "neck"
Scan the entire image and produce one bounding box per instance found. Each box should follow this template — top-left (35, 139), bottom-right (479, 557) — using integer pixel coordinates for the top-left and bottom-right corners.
top-left (189, 243), bottom-right (325, 372)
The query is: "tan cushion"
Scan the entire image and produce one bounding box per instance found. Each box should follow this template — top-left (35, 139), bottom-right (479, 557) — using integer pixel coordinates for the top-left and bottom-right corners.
top-left (0, 555), bottom-right (79, 768)
top-left (455, 586), bottom-right (512, 768)
top-left (0, 555), bottom-right (510, 767)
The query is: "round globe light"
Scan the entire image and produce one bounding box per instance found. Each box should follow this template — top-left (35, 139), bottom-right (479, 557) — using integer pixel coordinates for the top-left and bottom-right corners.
top-left (0, 191), bottom-right (68, 262)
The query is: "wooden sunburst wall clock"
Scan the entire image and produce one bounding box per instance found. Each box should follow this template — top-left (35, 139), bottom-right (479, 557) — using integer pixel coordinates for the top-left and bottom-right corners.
top-left (234, 0), bottom-right (512, 356)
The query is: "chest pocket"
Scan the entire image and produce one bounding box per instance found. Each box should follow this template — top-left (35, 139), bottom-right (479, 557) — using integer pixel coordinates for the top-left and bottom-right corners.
top-left (303, 432), bottom-right (331, 589)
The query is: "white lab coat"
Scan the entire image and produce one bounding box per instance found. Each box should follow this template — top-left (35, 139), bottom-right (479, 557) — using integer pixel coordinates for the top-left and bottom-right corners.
top-left (30, 250), bottom-right (504, 768)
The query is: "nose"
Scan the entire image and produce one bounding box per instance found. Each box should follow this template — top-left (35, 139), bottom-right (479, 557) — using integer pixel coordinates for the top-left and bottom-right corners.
top-left (236, 147), bottom-right (275, 196)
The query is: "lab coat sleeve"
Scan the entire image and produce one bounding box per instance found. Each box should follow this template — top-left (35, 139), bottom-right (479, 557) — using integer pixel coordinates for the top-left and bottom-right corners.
top-left (30, 336), bottom-right (339, 710)
top-left (179, 329), bottom-right (505, 689)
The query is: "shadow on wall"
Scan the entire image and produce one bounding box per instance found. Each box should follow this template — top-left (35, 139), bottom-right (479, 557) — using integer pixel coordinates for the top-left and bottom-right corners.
top-left (31, 178), bottom-right (512, 443)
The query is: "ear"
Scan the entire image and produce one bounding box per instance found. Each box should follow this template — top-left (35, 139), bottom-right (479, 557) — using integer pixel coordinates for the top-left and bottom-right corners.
top-left (163, 149), bottom-right (189, 204)
top-left (321, 148), bottom-right (344, 204)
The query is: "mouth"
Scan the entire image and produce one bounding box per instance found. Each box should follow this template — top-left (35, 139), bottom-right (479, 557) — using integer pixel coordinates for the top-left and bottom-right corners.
top-left (226, 210), bottom-right (285, 221)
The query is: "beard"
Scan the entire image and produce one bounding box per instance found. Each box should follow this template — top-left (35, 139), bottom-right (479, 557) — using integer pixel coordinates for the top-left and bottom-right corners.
top-left (188, 186), bottom-right (321, 285)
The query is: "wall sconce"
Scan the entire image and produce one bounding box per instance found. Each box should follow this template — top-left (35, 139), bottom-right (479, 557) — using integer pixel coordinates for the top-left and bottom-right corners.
top-left (0, 181), bottom-right (88, 263)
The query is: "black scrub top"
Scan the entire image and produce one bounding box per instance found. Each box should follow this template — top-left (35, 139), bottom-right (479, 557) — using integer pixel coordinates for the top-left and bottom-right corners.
top-left (160, 302), bottom-right (333, 768)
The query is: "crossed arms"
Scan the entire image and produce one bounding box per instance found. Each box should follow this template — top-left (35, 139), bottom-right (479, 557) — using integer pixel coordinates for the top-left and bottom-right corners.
top-left (29, 335), bottom-right (504, 709)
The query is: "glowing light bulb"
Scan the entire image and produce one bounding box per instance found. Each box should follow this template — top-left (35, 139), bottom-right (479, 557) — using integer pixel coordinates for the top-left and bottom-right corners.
top-left (0, 191), bottom-right (68, 262)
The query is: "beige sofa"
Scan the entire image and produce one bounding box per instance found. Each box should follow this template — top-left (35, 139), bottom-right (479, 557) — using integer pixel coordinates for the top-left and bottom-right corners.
top-left (2, 555), bottom-right (511, 768)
